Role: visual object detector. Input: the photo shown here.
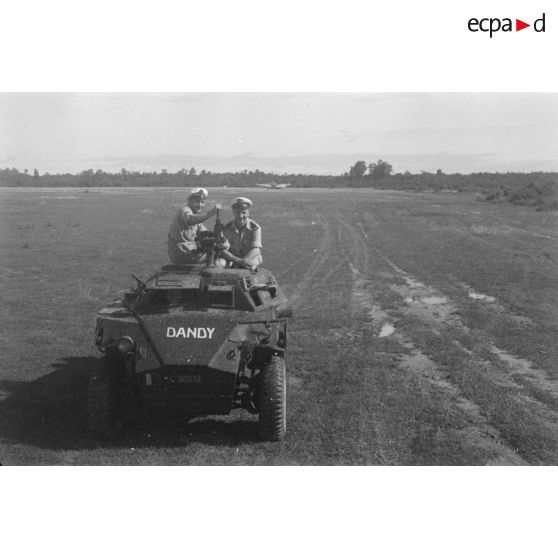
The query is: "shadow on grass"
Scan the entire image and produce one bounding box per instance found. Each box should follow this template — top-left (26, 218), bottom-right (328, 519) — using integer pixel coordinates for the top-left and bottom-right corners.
top-left (0, 356), bottom-right (259, 452)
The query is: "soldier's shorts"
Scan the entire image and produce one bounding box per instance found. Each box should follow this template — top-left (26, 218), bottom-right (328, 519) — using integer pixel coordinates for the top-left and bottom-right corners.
top-left (168, 241), bottom-right (207, 264)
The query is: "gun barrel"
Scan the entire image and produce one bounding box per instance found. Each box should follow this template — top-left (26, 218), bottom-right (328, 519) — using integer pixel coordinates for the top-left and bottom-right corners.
top-left (206, 208), bottom-right (224, 268)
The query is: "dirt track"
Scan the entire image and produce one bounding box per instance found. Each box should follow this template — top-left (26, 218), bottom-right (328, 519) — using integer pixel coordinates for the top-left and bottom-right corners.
top-left (282, 192), bottom-right (558, 464)
top-left (1, 188), bottom-right (557, 464)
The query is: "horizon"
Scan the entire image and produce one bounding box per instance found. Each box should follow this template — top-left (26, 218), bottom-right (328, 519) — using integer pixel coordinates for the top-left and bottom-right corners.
top-left (3, 166), bottom-right (558, 179)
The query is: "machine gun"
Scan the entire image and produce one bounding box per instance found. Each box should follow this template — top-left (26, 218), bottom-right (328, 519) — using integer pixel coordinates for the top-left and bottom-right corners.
top-left (198, 206), bottom-right (226, 267)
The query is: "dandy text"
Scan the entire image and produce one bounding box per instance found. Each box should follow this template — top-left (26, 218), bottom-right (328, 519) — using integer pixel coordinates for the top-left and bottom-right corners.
top-left (166, 326), bottom-right (215, 339)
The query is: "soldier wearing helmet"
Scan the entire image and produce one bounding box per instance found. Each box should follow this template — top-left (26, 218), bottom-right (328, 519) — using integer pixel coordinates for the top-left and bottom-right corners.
top-left (168, 187), bottom-right (221, 264)
top-left (216, 197), bottom-right (263, 272)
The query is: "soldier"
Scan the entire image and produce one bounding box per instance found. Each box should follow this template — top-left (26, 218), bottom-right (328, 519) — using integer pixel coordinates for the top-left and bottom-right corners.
top-left (216, 197), bottom-right (263, 271)
top-left (167, 187), bottom-right (221, 264)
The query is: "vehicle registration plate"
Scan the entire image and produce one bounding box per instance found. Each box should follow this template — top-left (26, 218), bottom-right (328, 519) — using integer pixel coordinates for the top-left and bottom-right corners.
top-left (177, 374), bottom-right (201, 384)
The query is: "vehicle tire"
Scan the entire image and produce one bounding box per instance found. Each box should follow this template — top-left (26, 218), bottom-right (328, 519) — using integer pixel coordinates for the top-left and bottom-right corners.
top-left (87, 356), bottom-right (122, 440)
top-left (256, 356), bottom-right (287, 441)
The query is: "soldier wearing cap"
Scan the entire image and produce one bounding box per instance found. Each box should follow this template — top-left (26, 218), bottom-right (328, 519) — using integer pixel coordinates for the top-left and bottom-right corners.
top-left (167, 187), bottom-right (221, 264)
top-left (216, 197), bottom-right (263, 271)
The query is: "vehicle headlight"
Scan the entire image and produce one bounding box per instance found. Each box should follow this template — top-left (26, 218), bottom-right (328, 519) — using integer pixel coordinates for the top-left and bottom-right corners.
top-left (116, 336), bottom-right (135, 353)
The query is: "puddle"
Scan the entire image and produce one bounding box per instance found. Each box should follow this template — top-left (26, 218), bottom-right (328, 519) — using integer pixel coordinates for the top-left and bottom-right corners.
top-left (392, 278), bottom-right (460, 327)
top-left (404, 277), bottom-right (425, 290)
top-left (453, 279), bottom-right (533, 326)
top-left (349, 263), bottom-right (402, 339)
top-left (378, 323), bottom-right (395, 338)
top-left (398, 295), bottom-right (450, 306)
top-left (468, 292), bottom-right (496, 302)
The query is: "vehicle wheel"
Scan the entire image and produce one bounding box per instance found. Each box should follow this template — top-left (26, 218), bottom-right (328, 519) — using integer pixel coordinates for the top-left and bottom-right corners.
top-left (256, 356), bottom-right (287, 441)
top-left (87, 356), bottom-right (122, 440)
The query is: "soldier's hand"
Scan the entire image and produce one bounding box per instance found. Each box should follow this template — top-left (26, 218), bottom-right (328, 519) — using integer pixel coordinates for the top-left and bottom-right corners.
top-left (239, 260), bottom-right (256, 271)
top-left (214, 203), bottom-right (222, 211)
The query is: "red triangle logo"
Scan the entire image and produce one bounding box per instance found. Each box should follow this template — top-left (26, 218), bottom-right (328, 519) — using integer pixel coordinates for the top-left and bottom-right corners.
top-left (516, 19), bottom-right (530, 31)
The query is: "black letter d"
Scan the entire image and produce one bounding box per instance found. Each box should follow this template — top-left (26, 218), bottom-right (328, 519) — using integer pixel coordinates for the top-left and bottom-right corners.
top-left (534, 13), bottom-right (545, 32)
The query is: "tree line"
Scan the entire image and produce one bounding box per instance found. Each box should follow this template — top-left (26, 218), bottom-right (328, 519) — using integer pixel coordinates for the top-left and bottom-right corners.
top-left (0, 167), bottom-right (341, 189)
top-left (1, 163), bottom-right (557, 210)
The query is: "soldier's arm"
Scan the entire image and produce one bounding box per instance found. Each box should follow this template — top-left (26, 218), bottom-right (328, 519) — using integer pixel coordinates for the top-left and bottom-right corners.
top-left (241, 226), bottom-right (262, 262)
top-left (251, 225), bottom-right (263, 249)
top-left (242, 247), bottom-right (261, 262)
top-left (181, 204), bottom-right (221, 226)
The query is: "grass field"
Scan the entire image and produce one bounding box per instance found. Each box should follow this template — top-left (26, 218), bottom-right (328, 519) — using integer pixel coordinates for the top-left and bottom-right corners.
top-left (1, 186), bottom-right (558, 465)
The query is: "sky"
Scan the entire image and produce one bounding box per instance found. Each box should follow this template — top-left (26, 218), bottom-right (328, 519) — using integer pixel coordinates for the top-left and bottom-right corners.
top-left (1, 92), bottom-right (557, 175)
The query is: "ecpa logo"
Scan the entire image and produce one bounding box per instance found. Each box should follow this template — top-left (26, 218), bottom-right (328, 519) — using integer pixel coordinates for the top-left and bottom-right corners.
top-left (468, 13), bottom-right (546, 37)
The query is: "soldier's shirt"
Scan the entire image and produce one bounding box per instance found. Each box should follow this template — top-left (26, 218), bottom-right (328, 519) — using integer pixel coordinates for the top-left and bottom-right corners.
top-left (168, 205), bottom-right (207, 243)
top-left (223, 219), bottom-right (262, 257)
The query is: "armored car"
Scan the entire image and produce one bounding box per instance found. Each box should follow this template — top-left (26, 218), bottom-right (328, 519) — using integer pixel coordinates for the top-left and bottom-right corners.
top-left (90, 263), bottom-right (291, 442)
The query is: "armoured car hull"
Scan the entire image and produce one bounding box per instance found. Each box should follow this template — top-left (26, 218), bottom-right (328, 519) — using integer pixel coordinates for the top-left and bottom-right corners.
top-left (89, 264), bottom-right (291, 441)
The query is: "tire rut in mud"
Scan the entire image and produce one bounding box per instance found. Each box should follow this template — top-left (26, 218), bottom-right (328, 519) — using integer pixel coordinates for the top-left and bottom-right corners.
top-left (346, 216), bottom-right (558, 464)
top-left (285, 210), bottom-right (335, 310)
top-left (333, 215), bottom-right (539, 464)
